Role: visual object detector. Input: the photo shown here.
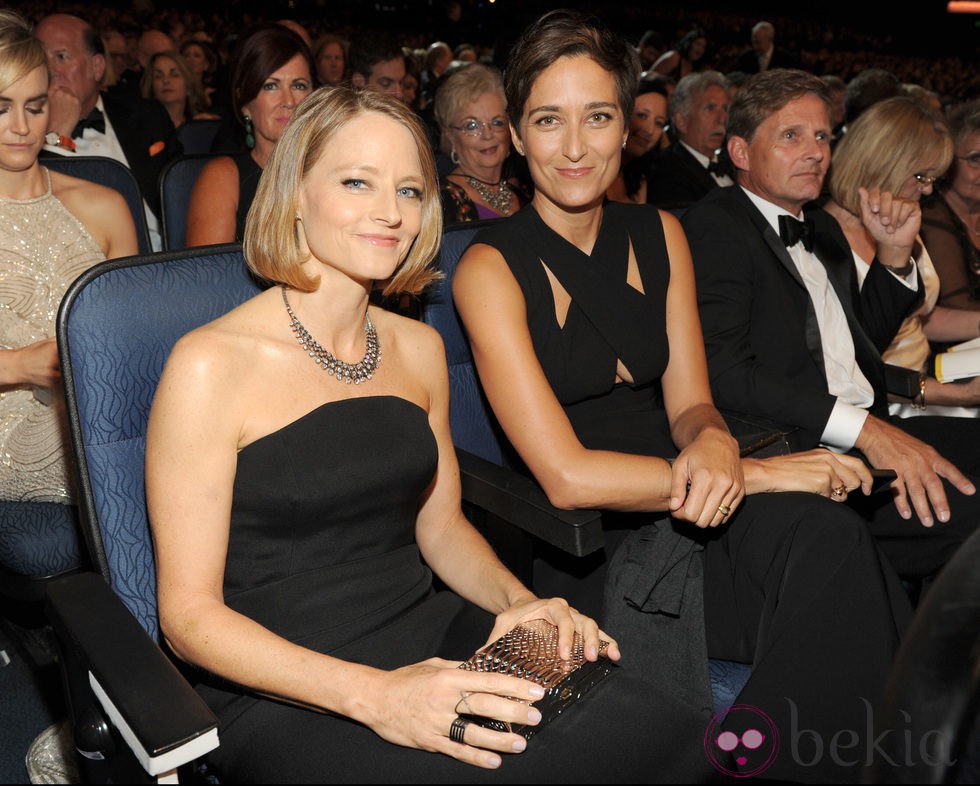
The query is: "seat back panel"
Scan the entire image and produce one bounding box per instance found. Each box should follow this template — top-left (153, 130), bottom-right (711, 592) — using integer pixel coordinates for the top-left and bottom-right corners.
top-left (58, 244), bottom-right (261, 638)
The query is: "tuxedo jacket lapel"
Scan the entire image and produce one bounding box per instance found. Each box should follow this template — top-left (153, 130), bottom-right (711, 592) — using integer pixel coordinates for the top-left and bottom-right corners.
top-left (677, 146), bottom-right (720, 193)
top-left (733, 188), bottom-right (828, 379)
top-left (809, 218), bottom-right (888, 401)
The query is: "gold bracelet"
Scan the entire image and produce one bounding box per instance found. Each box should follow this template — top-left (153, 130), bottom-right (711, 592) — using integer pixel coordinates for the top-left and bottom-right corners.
top-left (912, 374), bottom-right (926, 410)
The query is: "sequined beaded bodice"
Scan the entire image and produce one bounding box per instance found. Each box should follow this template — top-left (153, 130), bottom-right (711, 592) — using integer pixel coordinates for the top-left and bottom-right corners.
top-left (0, 168), bottom-right (105, 502)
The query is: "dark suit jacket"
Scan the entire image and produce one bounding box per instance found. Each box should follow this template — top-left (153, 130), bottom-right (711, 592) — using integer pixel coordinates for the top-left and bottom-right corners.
top-left (646, 144), bottom-right (729, 212)
top-left (683, 185), bottom-right (921, 449)
top-left (101, 89), bottom-right (181, 219)
top-left (734, 47), bottom-right (801, 74)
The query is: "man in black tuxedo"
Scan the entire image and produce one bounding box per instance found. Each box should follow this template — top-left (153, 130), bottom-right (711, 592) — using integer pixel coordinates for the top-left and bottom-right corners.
top-left (734, 21), bottom-right (800, 75)
top-left (35, 14), bottom-right (180, 251)
top-left (685, 69), bottom-right (979, 582)
top-left (646, 71), bottom-right (734, 212)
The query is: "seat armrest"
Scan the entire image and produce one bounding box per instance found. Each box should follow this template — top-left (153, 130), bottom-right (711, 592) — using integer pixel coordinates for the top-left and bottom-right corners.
top-left (884, 363), bottom-right (925, 401)
top-left (46, 572), bottom-right (219, 777)
top-left (456, 448), bottom-right (603, 557)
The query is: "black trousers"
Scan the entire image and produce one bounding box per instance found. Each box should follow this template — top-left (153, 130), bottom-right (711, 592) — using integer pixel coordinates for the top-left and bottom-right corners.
top-left (701, 491), bottom-right (913, 784)
top-left (848, 414), bottom-right (980, 580)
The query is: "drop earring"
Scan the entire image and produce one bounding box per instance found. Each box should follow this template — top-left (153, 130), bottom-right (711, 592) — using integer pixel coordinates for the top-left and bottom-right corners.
top-left (243, 114), bottom-right (255, 149)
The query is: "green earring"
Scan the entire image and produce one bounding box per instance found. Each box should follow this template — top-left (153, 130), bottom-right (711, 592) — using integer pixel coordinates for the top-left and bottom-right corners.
top-left (243, 114), bottom-right (255, 149)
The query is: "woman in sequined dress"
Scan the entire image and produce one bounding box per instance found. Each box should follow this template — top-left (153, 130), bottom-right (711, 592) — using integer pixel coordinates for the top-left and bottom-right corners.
top-left (0, 10), bottom-right (137, 502)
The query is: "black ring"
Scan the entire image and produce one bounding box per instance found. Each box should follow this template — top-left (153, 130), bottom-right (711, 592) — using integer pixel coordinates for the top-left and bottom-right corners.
top-left (449, 716), bottom-right (470, 744)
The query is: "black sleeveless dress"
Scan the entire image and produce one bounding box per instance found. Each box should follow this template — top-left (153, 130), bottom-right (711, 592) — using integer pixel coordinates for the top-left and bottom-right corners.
top-left (195, 396), bottom-right (714, 783)
top-left (232, 152), bottom-right (262, 242)
top-left (473, 204), bottom-right (914, 784)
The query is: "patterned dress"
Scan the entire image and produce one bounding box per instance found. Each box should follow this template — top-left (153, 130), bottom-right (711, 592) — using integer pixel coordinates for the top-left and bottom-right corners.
top-left (0, 169), bottom-right (104, 502)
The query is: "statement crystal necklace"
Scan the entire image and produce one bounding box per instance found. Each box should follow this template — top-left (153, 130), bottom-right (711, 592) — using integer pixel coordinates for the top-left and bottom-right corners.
top-left (464, 174), bottom-right (514, 216)
top-left (281, 286), bottom-right (381, 384)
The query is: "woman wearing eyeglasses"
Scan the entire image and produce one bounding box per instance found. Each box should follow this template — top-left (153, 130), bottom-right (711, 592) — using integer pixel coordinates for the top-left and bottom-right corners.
top-left (433, 63), bottom-right (531, 224)
top-left (824, 96), bottom-right (980, 416)
top-left (921, 98), bottom-right (980, 312)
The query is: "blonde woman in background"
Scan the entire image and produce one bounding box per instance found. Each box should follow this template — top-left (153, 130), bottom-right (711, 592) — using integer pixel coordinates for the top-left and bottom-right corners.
top-left (824, 96), bottom-right (980, 416)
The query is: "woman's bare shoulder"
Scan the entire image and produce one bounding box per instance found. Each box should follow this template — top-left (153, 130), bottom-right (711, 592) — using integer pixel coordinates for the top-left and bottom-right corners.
top-left (195, 155), bottom-right (239, 186)
top-left (166, 289), bottom-right (279, 384)
top-left (47, 169), bottom-right (135, 253)
top-left (373, 307), bottom-right (443, 355)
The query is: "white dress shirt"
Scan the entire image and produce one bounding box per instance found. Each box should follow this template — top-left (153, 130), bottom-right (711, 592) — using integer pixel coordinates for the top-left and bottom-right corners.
top-left (743, 189), bottom-right (887, 451)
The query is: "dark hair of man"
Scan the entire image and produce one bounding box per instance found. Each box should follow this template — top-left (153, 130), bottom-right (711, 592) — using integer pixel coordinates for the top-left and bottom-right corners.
top-left (947, 97), bottom-right (980, 147)
top-left (348, 30), bottom-right (404, 80)
top-left (503, 8), bottom-right (640, 130)
top-left (230, 23), bottom-right (314, 117)
top-left (638, 29), bottom-right (664, 51)
top-left (725, 68), bottom-right (830, 145)
top-left (843, 67), bottom-right (901, 126)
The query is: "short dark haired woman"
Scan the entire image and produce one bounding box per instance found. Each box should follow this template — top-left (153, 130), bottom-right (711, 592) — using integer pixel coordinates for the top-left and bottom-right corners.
top-left (454, 10), bottom-right (911, 783)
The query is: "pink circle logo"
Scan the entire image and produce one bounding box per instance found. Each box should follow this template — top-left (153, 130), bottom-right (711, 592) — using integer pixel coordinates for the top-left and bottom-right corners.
top-left (703, 704), bottom-right (780, 778)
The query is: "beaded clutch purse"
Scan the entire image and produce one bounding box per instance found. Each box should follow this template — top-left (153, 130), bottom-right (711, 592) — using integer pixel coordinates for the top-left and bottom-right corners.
top-left (457, 618), bottom-right (616, 739)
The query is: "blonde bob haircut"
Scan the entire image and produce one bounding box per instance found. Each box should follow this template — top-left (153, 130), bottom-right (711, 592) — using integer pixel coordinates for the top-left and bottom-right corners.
top-left (829, 96), bottom-right (953, 217)
top-left (244, 86), bottom-right (443, 297)
top-left (0, 9), bottom-right (47, 95)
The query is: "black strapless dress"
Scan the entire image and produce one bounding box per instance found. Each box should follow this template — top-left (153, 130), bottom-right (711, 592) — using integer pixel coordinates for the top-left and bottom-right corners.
top-left (195, 396), bottom-right (714, 783)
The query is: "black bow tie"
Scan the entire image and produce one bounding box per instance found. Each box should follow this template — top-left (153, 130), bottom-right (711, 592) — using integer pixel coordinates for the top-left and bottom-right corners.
top-left (778, 214), bottom-right (815, 253)
top-left (71, 108), bottom-right (105, 139)
top-left (707, 158), bottom-right (726, 176)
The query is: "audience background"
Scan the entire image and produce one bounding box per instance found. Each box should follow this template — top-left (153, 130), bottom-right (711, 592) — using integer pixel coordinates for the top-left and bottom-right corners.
top-left (12, 1), bottom-right (979, 107)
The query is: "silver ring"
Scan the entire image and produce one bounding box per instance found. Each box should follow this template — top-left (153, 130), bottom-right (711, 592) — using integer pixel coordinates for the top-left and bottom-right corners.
top-left (456, 691), bottom-right (476, 716)
top-left (449, 716), bottom-right (470, 744)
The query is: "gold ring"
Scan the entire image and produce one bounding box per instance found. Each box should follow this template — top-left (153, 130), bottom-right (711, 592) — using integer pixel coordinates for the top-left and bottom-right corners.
top-left (832, 484), bottom-right (846, 498)
top-left (717, 504), bottom-right (731, 516)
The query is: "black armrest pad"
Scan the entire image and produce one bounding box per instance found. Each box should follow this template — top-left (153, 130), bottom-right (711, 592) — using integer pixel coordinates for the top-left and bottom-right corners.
top-left (456, 448), bottom-right (604, 557)
top-left (884, 363), bottom-right (922, 400)
top-left (46, 572), bottom-right (218, 766)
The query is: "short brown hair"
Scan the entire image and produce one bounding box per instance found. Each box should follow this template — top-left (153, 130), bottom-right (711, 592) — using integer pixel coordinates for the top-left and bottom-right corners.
top-left (244, 86), bottom-right (442, 297)
top-left (726, 68), bottom-right (830, 145)
top-left (503, 8), bottom-right (639, 133)
top-left (829, 96), bottom-right (953, 216)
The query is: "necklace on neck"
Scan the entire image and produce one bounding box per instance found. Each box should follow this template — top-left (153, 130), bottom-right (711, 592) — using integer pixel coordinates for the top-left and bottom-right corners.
top-left (281, 286), bottom-right (381, 384)
top-left (456, 172), bottom-right (514, 216)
